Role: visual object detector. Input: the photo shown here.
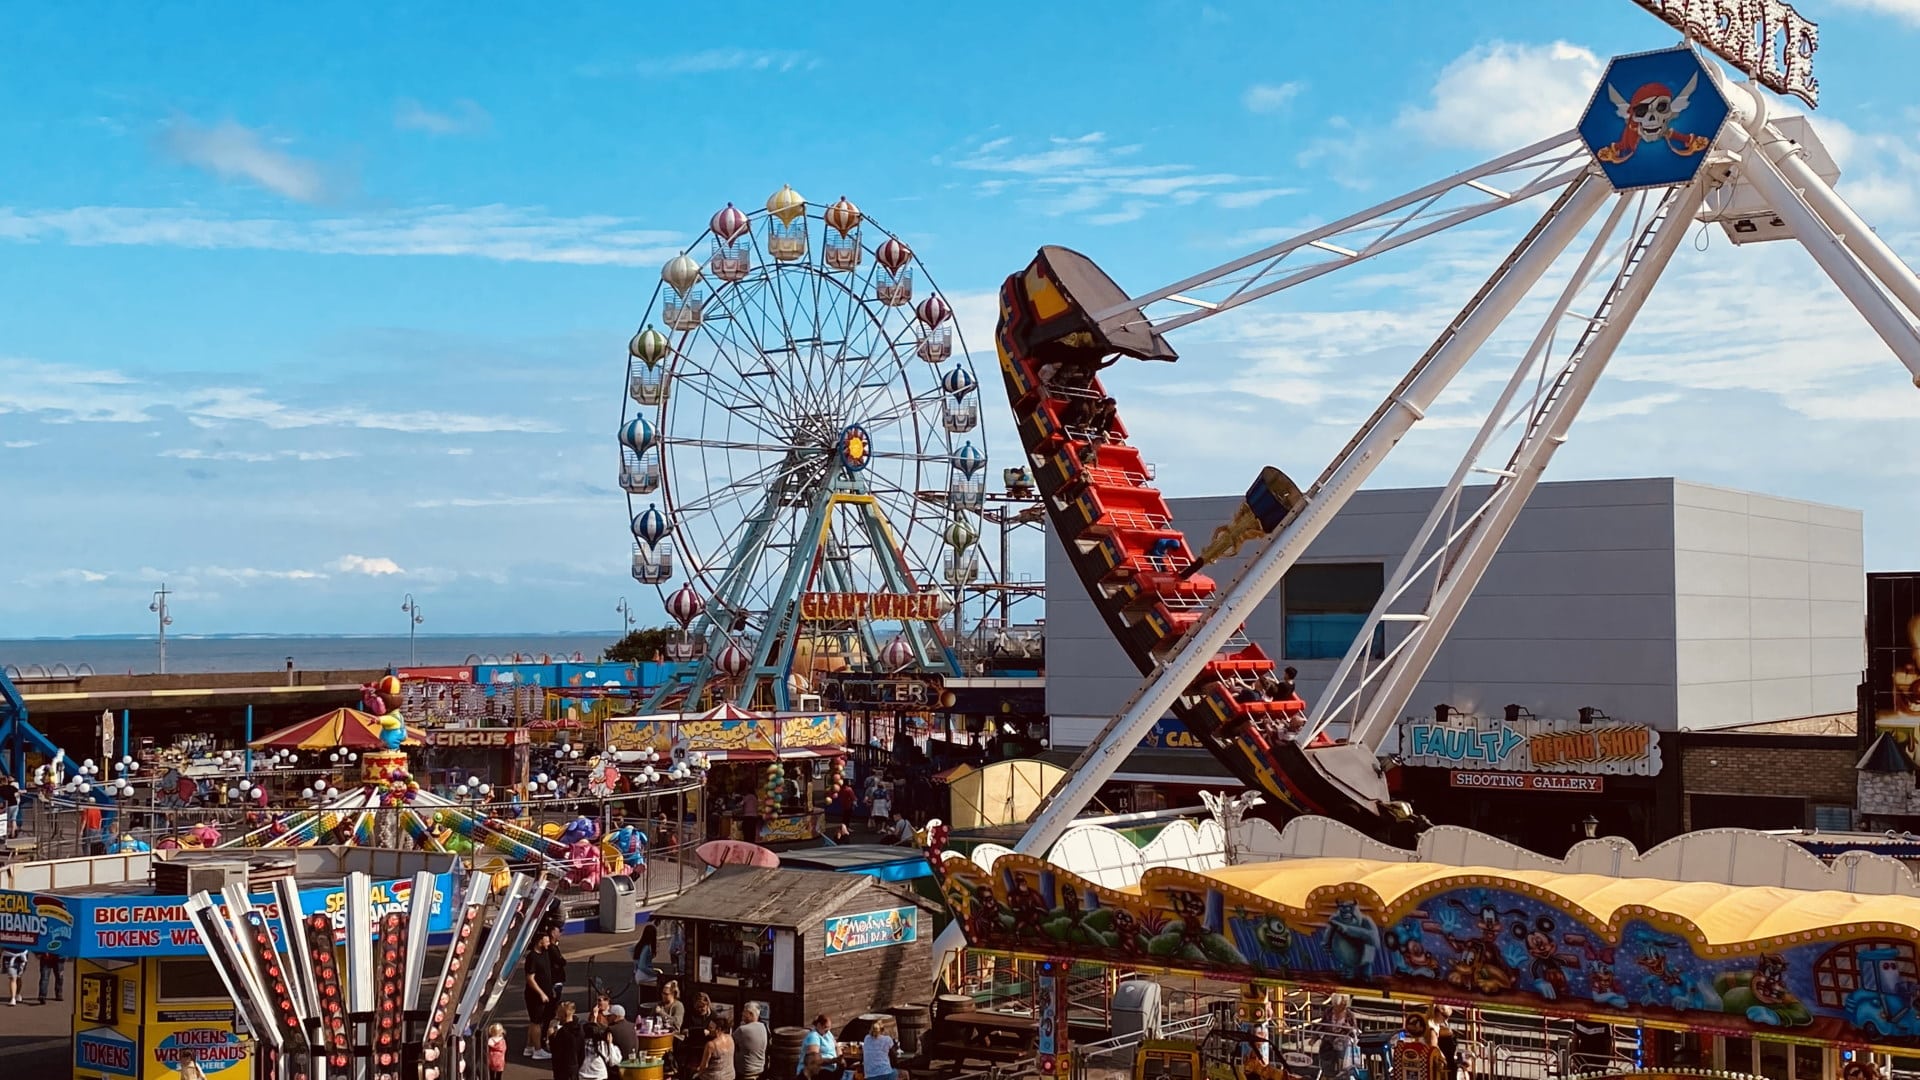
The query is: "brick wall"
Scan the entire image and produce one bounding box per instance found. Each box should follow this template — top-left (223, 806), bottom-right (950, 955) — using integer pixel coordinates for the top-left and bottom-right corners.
top-left (1678, 735), bottom-right (1857, 830)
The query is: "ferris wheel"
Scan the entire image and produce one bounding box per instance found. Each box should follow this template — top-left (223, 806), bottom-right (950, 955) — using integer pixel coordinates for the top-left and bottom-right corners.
top-left (619, 185), bottom-right (988, 712)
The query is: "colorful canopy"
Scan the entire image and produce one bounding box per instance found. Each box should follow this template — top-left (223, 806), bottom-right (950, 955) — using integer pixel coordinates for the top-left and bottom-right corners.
top-left (249, 707), bottom-right (427, 750)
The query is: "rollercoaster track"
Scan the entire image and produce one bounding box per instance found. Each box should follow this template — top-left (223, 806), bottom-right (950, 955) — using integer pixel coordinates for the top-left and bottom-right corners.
top-left (996, 246), bottom-right (1424, 847)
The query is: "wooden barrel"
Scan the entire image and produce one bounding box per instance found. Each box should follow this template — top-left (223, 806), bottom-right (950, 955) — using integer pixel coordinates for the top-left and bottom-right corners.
top-left (769, 1026), bottom-right (809, 1078)
top-left (891, 1004), bottom-right (930, 1056)
top-left (933, 994), bottom-right (971, 1022)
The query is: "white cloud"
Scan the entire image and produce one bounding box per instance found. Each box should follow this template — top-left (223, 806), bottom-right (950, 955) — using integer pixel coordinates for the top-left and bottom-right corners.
top-left (395, 98), bottom-right (491, 135)
top-left (409, 494), bottom-right (595, 509)
top-left (0, 355), bottom-right (561, 434)
top-left (947, 131), bottom-right (1270, 224)
top-left (1833, 0), bottom-right (1920, 27)
top-left (631, 50), bottom-right (819, 76)
top-left (0, 205), bottom-right (685, 267)
top-left (1215, 187), bottom-right (1301, 210)
top-left (446, 447), bottom-right (474, 456)
top-left (3, 440), bottom-right (38, 448)
top-left (1397, 41), bottom-right (1602, 151)
top-left (161, 447), bottom-right (357, 462)
top-left (1243, 82), bottom-right (1305, 114)
top-left (158, 118), bottom-right (333, 203)
top-left (332, 555), bottom-right (404, 576)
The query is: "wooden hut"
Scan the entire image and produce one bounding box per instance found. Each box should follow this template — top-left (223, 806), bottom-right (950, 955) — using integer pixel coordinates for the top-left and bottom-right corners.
top-left (646, 867), bottom-right (938, 1029)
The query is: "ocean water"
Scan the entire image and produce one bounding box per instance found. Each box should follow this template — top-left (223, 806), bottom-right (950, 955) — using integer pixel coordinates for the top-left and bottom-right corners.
top-left (0, 634), bottom-right (623, 676)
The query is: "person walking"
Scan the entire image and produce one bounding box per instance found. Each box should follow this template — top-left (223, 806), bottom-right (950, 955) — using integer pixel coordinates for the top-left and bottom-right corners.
top-left (0, 773), bottom-right (20, 839)
top-left (523, 929), bottom-right (562, 1060)
top-left (36, 951), bottom-right (64, 1004)
top-left (486, 1024), bottom-right (509, 1080)
top-left (1, 947), bottom-right (26, 1006)
top-left (733, 1004), bottom-right (769, 1080)
top-left (548, 1002), bottom-right (587, 1080)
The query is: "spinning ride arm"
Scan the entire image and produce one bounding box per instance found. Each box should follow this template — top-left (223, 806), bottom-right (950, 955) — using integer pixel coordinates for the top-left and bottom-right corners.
top-left (1002, 157), bottom-right (1611, 855)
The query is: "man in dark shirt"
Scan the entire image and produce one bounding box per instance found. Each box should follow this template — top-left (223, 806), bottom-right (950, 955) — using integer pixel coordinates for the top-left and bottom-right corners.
top-left (607, 1005), bottom-right (639, 1061)
top-left (524, 930), bottom-right (560, 1059)
top-left (0, 775), bottom-right (19, 839)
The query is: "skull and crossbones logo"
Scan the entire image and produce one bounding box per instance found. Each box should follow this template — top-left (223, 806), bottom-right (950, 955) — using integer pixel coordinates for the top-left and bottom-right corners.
top-left (1596, 72), bottom-right (1712, 165)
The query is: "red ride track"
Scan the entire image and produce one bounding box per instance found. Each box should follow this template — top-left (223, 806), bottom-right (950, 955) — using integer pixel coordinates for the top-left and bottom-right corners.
top-left (996, 246), bottom-right (1425, 846)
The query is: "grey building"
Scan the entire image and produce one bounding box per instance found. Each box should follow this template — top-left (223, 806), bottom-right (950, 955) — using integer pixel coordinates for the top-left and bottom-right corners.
top-left (1045, 477), bottom-right (1864, 757)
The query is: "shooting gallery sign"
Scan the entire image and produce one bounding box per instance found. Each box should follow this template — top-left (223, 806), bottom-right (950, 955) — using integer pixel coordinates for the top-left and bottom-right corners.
top-left (1397, 715), bottom-right (1660, 776)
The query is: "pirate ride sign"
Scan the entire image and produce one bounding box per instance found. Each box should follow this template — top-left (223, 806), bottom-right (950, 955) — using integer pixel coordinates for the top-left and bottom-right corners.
top-left (1578, 46), bottom-right (1730, 192)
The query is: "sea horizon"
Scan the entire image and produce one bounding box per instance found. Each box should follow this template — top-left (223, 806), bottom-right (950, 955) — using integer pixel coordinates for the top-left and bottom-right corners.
top-left (1, 632), bottom-right (629, 676)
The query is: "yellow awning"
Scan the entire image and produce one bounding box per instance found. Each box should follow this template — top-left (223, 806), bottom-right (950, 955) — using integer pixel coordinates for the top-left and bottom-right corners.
top-left (1186, 857), bottom-right (1920, 946)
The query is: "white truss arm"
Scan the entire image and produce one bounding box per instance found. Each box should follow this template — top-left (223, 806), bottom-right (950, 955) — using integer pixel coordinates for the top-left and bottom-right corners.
top-left (1013, 172), bottom-right (1613, 855)
top-left (1091, 132), bottom-right (1589, 334)
top-left (1345, 179), bottom-right (1711, 753)
top-left (1305, 189), bottom-right (1640, 742)
top-left (1722, 116), bottom-right (1920, 381)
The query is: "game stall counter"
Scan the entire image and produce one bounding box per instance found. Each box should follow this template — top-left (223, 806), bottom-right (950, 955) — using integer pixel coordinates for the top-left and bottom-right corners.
top-left (0, 849), bottom-right (457, 1080)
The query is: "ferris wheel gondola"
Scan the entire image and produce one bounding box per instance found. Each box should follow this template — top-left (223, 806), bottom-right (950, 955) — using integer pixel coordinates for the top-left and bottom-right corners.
top-left (619, 187), bottom-right (987, 711)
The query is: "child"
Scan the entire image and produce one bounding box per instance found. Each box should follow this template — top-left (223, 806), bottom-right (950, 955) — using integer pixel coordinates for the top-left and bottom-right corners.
top-left (486, 1023), bottom-right (508, 1080)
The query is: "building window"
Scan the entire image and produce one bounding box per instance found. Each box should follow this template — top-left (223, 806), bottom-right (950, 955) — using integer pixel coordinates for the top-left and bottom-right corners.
top-left (1812, 804), bottom-right (1853, 831)
top-left (1283, 563), bottom-right (1386, 661)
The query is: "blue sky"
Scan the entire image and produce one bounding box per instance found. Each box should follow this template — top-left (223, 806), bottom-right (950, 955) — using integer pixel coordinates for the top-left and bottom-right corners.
top-left (5, 0), bottom-right (1920, 636)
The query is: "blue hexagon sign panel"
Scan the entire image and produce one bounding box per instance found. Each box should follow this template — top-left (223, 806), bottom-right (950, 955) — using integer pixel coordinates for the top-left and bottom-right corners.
top-left (1577, 46), bottom-right (1729, 192)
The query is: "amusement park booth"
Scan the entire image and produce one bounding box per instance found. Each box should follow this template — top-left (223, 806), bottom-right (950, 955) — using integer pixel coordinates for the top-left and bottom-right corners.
top-left (646, 867), bottom-right (937, 1031)
top-left (0, 847), bottom-right (457, 1080)
top-left (604, 707), bottom-right (849, 843)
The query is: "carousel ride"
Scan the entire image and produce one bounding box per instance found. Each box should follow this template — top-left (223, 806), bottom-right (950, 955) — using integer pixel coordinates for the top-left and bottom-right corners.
top-left (217, 677), bottom-right (701, 889)
top-left (990, 23), bottom-right (1904, 859)
top-left (620, 186), bottom-right (989, 711)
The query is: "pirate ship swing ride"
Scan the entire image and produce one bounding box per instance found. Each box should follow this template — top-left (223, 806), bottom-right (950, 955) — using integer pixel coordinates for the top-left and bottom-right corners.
top-left (986, 2), bottom-right (1883, 862)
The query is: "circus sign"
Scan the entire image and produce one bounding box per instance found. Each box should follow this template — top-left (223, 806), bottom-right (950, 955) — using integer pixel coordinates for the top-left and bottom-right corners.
top-left (799, 592), bottom-right (945, 621)
top-left (1625, 0), bottom-right (1819, 108)
top-left (1397, 716), bottom-right (1660, 776)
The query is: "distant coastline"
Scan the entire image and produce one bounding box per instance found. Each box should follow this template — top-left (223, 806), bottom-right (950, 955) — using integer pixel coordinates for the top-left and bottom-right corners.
top-left (1, 632), bottom-right (624, 676)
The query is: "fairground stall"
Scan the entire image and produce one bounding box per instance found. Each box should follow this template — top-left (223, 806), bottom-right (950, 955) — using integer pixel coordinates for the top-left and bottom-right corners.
top-left (605, 706), bottom-right (848, 842)
top-left (646, 866), bottom-right (937, 1030)
top-left (932, 821), bottom-right (1920, 1080)
top-left (0, 847), bottom-right (457, 1080)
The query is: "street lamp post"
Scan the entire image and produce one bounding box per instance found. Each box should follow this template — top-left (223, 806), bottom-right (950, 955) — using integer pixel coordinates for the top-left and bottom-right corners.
top-left (616, 596), bottom-right (636, 636)
top-left (401, 594), bottom-right (423, 666)
top-left (149, 583), bottom-right (173, 675)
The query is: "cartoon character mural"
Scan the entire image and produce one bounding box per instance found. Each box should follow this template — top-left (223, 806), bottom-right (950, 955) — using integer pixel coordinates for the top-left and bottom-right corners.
top-left (1324, 899), bottom-right (1382, 984)
top-left (931, 851), bottom-right (1920, 1055)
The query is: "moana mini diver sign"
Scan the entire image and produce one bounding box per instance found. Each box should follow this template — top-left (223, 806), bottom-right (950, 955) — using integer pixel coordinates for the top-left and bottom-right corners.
top-left (934, 851), bottom-right (1920, 1054)
top-left (1578, 47), bottom-right (1731, 192)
